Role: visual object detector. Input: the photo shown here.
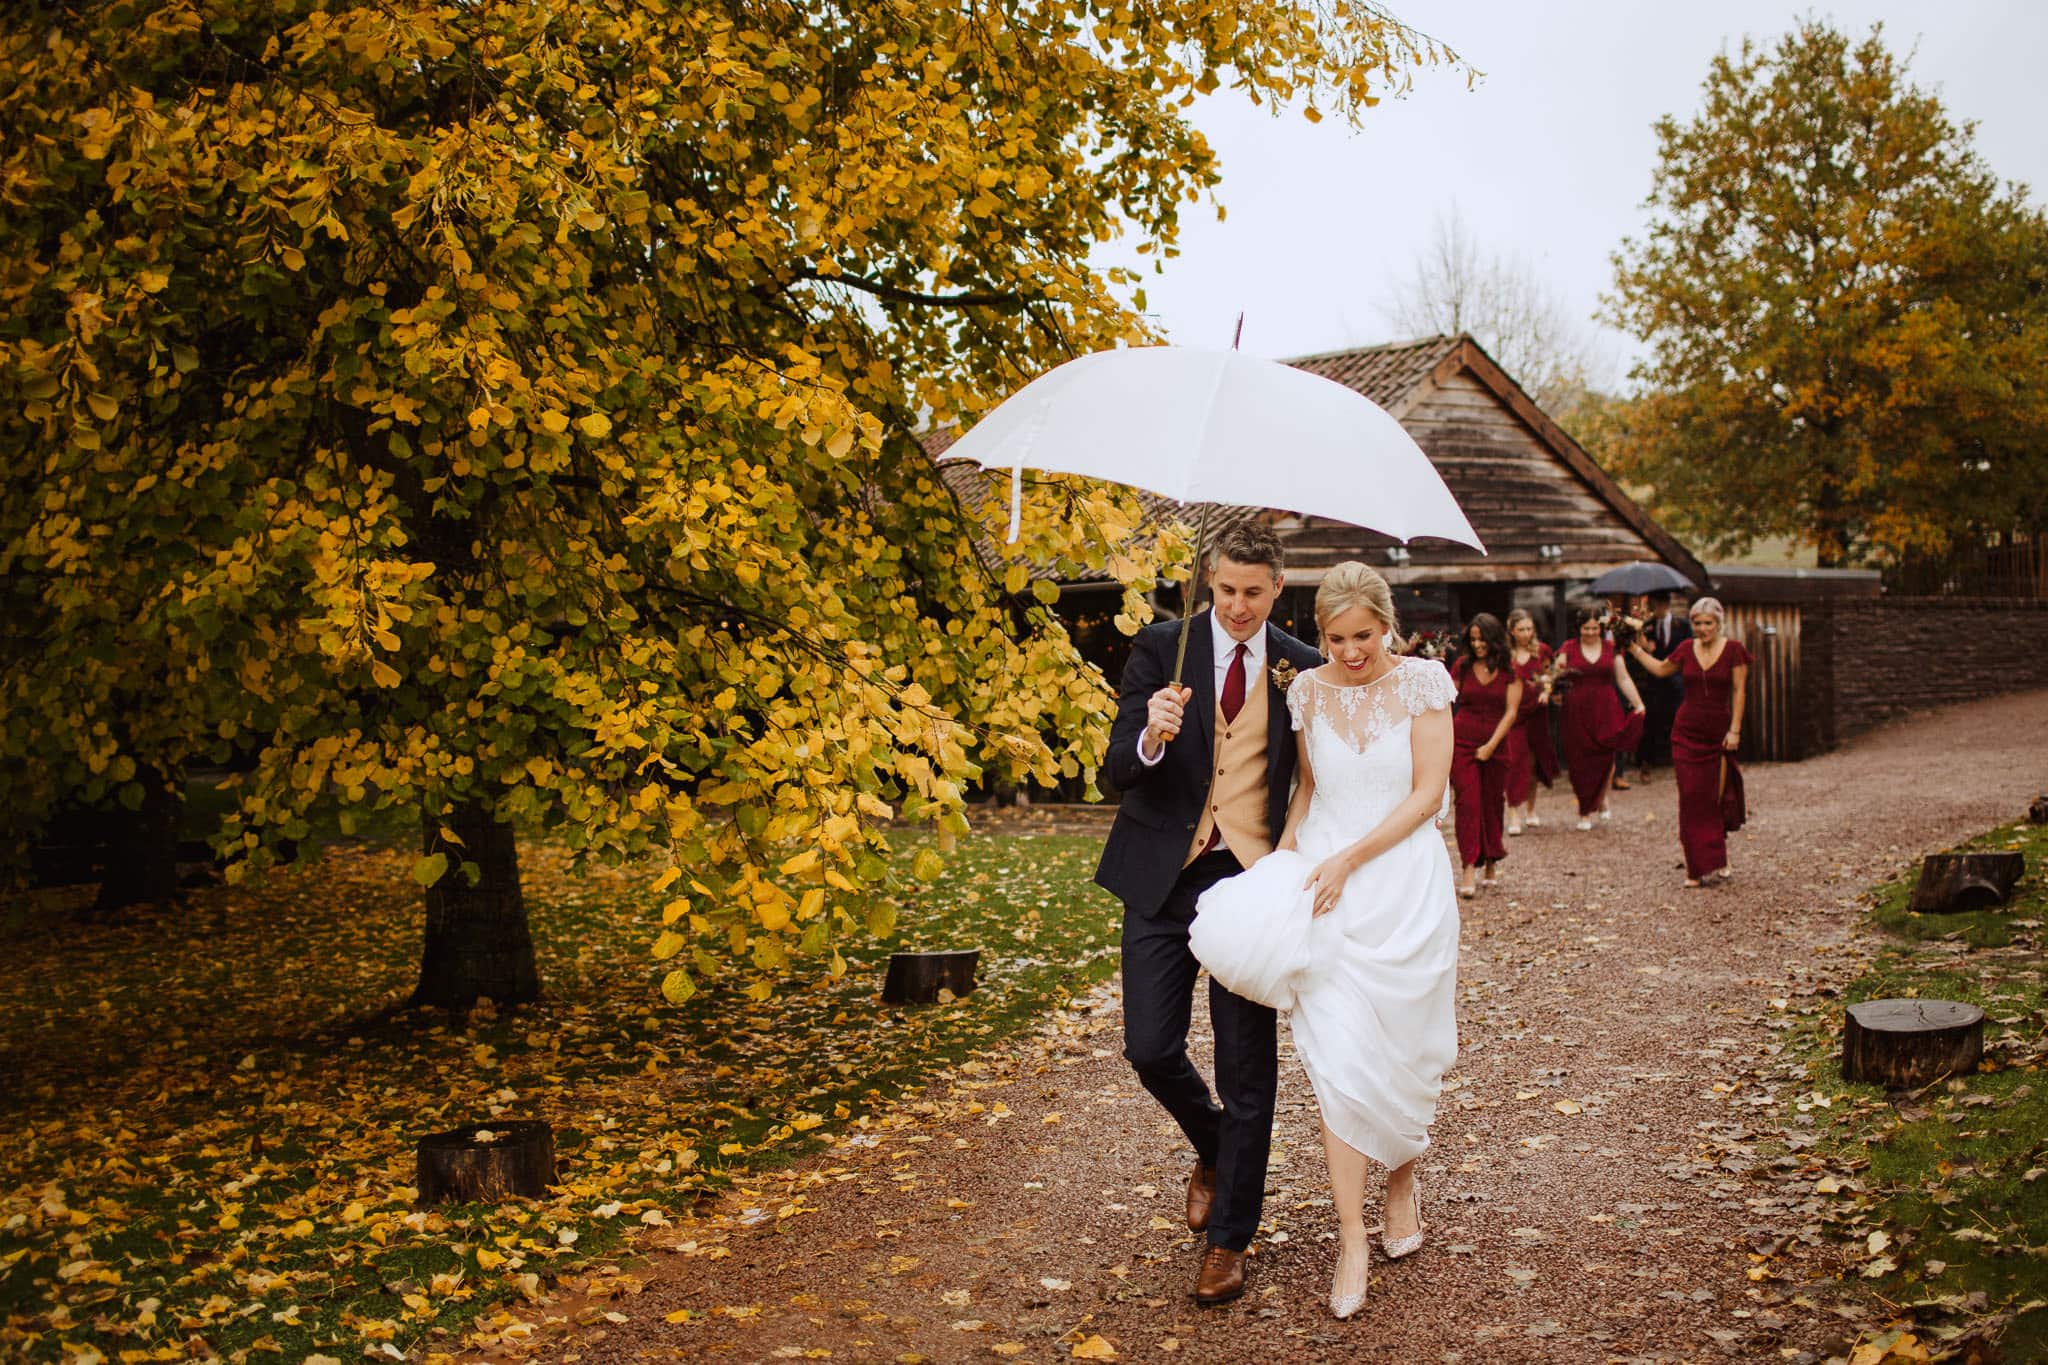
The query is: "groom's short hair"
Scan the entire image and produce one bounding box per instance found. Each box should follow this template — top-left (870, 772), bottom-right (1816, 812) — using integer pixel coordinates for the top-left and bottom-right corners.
top-left (1210, 523), bottom-right (1284, 580)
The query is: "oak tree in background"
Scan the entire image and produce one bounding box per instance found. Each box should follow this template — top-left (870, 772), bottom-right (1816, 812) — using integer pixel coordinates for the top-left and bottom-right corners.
top-left (0, 2), bottom-right (1449, 1004)
top-left (1601, 20), bottom-right (2048, 567)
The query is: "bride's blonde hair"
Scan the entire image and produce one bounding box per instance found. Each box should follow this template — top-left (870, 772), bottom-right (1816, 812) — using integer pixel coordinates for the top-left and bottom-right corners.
top-left (1314, 561), bottom-right (1400, 648)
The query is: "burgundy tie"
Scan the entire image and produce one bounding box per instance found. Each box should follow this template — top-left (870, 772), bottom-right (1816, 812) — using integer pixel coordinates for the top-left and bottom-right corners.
top-left (1221, 643), bottom-right (1247, 724)
top-left (1199, 643), bottom-right (1250, 858)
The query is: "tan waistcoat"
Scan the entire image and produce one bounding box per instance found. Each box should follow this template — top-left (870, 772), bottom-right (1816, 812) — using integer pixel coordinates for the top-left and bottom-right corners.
top-left (1184, 672), bottom-right (1273, 866)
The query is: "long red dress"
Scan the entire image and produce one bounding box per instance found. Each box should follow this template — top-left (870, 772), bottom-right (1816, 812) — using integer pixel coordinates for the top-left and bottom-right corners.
top-left (1504, 644), bottom-right (1558, 806)
top-left (1670, 638), bottom-right (1752, 879)
top-left (1559, 638), bottom-right (1640, 817)
top-left (1450, 656), bottom-right (1513, 868)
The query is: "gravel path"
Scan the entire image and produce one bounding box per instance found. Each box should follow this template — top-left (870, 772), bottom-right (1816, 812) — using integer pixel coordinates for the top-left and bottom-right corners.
top-left (515, 690), bottom-right (2048, 1365)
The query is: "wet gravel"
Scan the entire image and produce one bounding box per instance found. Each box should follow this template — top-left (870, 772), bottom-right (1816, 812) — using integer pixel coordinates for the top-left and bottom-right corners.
top-left (522, 689), bottom-right (2048, 1364)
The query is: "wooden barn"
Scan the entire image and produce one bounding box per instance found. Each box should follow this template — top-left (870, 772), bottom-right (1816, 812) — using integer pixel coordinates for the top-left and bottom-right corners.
top-left (1270, 334), bottom-right (1708, 643)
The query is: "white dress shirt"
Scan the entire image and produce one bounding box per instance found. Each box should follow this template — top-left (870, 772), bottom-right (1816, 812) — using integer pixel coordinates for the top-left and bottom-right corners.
top-left (1136, 618), bottom-right (1268, 768)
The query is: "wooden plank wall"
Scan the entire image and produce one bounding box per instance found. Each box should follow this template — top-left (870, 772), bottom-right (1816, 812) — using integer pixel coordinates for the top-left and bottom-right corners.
top-left (1727, 603), bottom-right (1803, 762)
top-left (1282, 371), bottom-right (1660, 579)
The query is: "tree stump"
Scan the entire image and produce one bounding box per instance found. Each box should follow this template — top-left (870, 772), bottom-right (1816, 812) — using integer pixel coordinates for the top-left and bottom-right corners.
top-left (1907, 852), bottom-right (2026, 914)
top-left (883, 949), bottom-right (980, 1004)
top-left (416, 1120), bottom-right (556, 1205)
top-left (1842, 999), bottom-right (1985, 1090)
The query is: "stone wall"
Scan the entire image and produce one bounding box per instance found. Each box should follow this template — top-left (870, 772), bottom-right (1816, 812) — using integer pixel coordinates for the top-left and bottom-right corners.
top-left (1799, 597), bottom-right (2048, 752)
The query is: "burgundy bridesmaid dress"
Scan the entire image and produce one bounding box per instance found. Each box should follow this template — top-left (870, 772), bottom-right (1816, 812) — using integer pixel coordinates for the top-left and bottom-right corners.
top-left (1504, 643), bottom-right (1557, 806)
top-left (1559, 639), bottom-right (1629, 817)
top-left (1670, 638), bottom-right (1752, 879)
top-left (1450, 656), bottom-right (1512, 868)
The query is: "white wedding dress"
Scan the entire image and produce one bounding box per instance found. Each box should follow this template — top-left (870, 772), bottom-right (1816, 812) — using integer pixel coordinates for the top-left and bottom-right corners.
top-left (1190, 658), bottom-right (1461, 1168)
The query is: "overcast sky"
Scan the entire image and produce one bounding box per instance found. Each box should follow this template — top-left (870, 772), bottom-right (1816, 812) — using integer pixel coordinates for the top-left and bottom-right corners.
top-left (1101, 1), bottom-right (2048, 386)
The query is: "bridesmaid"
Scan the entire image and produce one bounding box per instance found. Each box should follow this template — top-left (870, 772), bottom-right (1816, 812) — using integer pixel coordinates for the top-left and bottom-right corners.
top-left (1628, 596), bottom-right (1750, 885)
top-left (1502, 609), bottom-right (1557, 835)
top-left (1449, 613), bottom-right (1522, 897)
top-left (1558, 604), bottom-right (1646, 830)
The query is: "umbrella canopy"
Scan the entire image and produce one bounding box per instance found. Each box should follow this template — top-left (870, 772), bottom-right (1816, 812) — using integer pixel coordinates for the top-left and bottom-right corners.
top-left (943, 346), bottom-right (1484, 552)
top-left (1588, 561), bottom-right (1693, 597)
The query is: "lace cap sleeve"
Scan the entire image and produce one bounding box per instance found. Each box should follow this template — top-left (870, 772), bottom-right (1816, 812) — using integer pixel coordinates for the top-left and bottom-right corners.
top-left (1287, 671), bottom-right (1315, 732)
top-left (1396, 657), bottom-right (1456, 716)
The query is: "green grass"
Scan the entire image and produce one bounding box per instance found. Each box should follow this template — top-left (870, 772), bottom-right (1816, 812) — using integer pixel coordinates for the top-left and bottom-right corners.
top-left (0, 829), bottom-right (1123, 1362)
top-left (1781, 819), bottom-right (2048, 1358)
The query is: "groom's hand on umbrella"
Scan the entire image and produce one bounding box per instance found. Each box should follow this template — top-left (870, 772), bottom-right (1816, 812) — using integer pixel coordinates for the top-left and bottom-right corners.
top-left (1145, 685), bottom-right (1192, 750)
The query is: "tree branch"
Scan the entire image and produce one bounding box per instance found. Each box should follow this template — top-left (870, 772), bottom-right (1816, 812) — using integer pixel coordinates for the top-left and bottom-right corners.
top-left (796, 268), bottom-right (1035, 311)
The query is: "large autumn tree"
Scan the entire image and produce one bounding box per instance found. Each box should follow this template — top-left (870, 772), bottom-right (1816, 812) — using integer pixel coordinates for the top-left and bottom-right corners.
top-left (1601, 20), bottom-right (2048, 566)
top-left (0, 2), bottom-right (1447, 1004)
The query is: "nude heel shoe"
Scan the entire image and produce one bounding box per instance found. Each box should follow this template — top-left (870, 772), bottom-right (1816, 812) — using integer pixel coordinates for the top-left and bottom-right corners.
top-left (1382, 1181), bottom-right (1425, 1260)
top-left (1329, 1240), bottom-right (1369, 1319)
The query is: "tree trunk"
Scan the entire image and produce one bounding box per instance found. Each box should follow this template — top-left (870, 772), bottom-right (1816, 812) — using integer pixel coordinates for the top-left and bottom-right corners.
top-left (883, 949), bottom-right (981, 1004)
top-left (88, 774), bottom-right (182, 917)
top-left (1842, 999), bottom-right (1984, 1090)
top-left (1908, 852), bottom-right (2026, 914)
top-left (417, 1120), bottom-right (556, 1205)
top-left (411, 801), bottom-right (540, 1009)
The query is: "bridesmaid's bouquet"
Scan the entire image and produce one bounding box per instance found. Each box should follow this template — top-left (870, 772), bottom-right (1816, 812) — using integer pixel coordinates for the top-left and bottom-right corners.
top-left (1403, 629), bottom-right (1457, 661)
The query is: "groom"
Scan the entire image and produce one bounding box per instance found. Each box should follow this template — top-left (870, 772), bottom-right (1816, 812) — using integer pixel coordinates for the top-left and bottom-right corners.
top-left (1095, 524), bottom-right (1323, 1305)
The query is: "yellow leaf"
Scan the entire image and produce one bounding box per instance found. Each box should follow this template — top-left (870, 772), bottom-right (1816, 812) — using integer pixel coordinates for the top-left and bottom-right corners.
top-left (652, 867), bottom-right (682, 894)
top-left (660, 969), bottom-right (696, 1005)
top-left (1071, 1335), bottom-right (1118, 1359)
top-left (652, 931), bottom-right (686, 961)
top-left (912, 848), bottom-right (945, 882)
top-left (577, 413), bottom-right (612, 438)
top-left (779, 848), bottom-right (819, 876)
top-left (475, 1248), bottom-right (505, 1270)
top-left (661, 896), bottom-right (691, 925)
top-left (664, 1309), bottom-right (692, 1324)
top-left (87, 392), bottom-right (118, 421)
top-left (540, 410), bottom-right (570, 434)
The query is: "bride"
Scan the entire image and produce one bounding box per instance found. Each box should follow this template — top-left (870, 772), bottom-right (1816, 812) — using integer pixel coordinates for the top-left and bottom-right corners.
top-left (1189, 560), bottom-right (1460, 1319)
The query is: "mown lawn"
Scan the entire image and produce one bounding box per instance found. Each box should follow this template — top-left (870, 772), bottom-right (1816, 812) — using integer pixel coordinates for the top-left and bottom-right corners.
top-left (0, 827), bottom-right (1122, 1363)
top-left (1783, 819), bottom-right (2048, 1360)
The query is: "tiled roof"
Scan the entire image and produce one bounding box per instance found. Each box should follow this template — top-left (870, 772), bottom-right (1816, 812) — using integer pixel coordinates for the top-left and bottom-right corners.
top-left (1286, 335), bottom-right (1460, 410)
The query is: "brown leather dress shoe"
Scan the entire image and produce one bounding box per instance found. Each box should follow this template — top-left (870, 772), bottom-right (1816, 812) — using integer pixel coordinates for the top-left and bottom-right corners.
top-left (1193, 1245), bottom-right (1247, 1305)
top-left (1185, 1161), bottom-right (1217, 1232)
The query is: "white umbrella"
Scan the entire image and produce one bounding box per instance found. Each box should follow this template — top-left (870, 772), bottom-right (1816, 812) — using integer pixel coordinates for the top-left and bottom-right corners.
top-left (944, 344), bottom-right (1485, 678)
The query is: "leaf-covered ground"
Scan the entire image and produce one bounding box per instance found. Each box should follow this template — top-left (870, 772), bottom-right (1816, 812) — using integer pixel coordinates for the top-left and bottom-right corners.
top-left (1766, 818), bottom-right (2048, 1361)
top-left (0, 827), bottom-right (1121, 1363)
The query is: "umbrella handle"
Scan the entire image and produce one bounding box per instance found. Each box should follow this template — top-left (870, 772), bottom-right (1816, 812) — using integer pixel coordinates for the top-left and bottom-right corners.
top-left (1171, 502), bottom-right (1210, 686)
top-left (1006, 462), bottom-right (1023, 544)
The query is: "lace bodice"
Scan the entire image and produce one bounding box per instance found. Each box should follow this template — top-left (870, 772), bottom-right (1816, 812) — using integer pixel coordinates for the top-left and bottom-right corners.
top-left (1288, 658), bottom-right (1455, 846)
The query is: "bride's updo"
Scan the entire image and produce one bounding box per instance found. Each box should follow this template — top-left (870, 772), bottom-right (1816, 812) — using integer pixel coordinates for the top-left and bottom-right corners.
top-left (1314, 560), bottom-right (1400, 648)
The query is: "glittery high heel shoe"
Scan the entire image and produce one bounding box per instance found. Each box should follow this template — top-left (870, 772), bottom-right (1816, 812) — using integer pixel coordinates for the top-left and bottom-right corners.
top-left (1381, 1180), bottom-right (1424, 1260)
top-left (1329, 1240), bottom-right (1369, 1319)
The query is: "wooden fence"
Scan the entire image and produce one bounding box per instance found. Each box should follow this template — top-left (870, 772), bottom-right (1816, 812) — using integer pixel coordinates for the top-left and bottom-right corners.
top-left (1726, 602), bottom-right (1803, 762)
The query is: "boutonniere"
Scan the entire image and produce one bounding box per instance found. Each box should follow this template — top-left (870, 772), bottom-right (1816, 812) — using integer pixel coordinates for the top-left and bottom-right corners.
top-left (1268, 658), bottom-right (1298, 691)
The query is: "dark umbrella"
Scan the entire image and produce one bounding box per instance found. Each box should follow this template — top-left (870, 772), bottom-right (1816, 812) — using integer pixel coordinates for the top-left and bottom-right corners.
top-left (1588, 561), bottom-right (1693, 597)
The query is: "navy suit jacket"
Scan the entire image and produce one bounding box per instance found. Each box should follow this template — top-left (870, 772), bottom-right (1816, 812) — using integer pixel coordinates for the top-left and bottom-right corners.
top-left (1093, 612), bottom-right (1324, 918)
